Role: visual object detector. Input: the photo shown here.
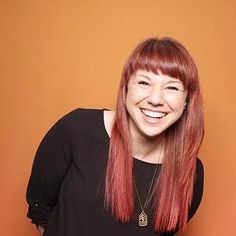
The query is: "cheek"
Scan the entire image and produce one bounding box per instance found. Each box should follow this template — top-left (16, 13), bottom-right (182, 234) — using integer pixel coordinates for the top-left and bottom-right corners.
top-left (165, 95), bottom-right (187, 110)
top-left (125, 89), bottom-right (134, 110)
top-left (126, 87), bottom-right (149, 104)
top-left (125, 91), bottom-right (133, 107)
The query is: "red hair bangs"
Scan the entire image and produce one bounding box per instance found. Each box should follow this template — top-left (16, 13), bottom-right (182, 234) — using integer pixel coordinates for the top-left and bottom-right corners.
top-left (123, 37), bottom-right (198, 94)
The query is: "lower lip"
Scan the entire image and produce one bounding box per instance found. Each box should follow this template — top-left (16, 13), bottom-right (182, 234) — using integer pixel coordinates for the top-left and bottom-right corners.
top-left (141, 110), bottom-right (166, 124)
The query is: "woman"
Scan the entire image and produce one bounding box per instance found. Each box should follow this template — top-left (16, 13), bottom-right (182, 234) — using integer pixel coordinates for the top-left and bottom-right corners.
top-left (26, 37), bottom-right (204, 236)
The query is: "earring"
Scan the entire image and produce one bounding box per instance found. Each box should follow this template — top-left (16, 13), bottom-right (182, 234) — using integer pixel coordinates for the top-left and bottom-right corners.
top-left (184, 102), bottom-right (187, 110)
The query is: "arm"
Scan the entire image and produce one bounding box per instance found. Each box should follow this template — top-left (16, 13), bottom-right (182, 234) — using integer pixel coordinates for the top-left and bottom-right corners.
top-left (26, 112), bottom-right (73, 230)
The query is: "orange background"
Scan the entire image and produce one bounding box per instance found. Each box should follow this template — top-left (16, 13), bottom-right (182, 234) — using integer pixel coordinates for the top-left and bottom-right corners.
top-left (0, 1), bottom-right (235, 235)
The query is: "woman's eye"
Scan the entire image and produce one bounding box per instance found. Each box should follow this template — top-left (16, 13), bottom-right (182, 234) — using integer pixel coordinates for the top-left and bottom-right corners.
top-left (138, 81), bottom-right (149, 86)
top-left (167, 86), bottom-right (179, 91)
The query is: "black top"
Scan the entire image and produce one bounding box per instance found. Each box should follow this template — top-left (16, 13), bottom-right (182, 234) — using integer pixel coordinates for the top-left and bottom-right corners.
top-left (26, 108), bottom-right (204, 236)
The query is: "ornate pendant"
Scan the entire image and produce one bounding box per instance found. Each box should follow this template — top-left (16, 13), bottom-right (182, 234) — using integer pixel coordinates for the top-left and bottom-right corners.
top-left (138, 211), bottom-right (148, 226)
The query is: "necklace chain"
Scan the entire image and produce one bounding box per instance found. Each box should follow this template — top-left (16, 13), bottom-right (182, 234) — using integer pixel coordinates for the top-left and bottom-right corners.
top-left (134, 149), bottom-right (162, 227)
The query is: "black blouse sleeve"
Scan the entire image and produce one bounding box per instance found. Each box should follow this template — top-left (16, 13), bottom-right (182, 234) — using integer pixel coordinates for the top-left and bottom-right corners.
top-left (26, 112), bottom-right (73, 228)
top-left (188, 158), bottom-right (204, 220)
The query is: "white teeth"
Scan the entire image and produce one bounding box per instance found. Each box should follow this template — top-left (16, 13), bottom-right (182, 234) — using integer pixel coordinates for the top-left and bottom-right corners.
top-left (141, 109), bottom-right (167, 118)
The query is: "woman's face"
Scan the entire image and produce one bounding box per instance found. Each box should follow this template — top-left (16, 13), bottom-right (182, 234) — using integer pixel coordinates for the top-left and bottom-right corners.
top-left (125, 69), bottom-right (187, 140)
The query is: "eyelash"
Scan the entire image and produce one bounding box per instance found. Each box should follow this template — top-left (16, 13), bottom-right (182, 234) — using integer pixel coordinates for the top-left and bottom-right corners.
top-left (166, 86), bottom-right (179, 91)
top-left (137, 81), bottom-right (181, 91)
top-left (138, 81), bottom-right (150, 86)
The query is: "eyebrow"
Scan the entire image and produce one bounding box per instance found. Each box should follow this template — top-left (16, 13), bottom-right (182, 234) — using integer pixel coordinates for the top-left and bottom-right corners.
top-left (166, 80), bottom-right (183, 85)
top-left (135, 74), bottom-right (151, 80)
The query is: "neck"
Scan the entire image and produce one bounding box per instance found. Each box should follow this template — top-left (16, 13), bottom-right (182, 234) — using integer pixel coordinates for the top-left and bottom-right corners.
top-left (130, 129), bottom-right (165, 164)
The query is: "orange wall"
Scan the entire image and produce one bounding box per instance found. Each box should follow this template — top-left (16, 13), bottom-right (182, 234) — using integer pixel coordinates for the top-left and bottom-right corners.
top-left (1, 1), bottom-right (235, 235)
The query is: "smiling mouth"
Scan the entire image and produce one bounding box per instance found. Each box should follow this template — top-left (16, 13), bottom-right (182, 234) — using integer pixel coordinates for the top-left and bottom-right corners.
top-left (141, 109), bottom-right (168, 119)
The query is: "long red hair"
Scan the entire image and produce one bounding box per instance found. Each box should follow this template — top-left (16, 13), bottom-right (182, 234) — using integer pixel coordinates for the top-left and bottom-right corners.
top-left (105, 37), bottom-right (204, 232)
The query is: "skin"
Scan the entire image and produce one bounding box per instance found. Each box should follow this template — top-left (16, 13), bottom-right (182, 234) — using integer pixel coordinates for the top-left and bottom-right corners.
top-left (38, 225), bottom-right (44, 235)
top-left (105, 69), bottom-right (187, 164)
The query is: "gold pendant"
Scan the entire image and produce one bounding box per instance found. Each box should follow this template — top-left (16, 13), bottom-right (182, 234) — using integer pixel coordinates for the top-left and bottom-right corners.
top-left (138, 211), bottom-right (148, 226)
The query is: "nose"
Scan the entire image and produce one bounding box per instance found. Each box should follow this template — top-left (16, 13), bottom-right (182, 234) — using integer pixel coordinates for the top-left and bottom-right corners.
top-left (147, 86), bottom-right (164, 106)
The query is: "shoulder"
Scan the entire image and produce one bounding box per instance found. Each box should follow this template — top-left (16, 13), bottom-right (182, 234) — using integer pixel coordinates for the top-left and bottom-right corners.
top-left (59, 108), bottom-right (105, 127)
top-left (45, 108), bottom-right (104, 137)
top-left (63, 108), bottom-right (103, 120)
top-left (60, 108), bottom-right (112, 140)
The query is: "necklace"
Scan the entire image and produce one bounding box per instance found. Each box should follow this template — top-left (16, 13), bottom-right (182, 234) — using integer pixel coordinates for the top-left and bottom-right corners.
top-left (133, 151), bottom-right (162, 227)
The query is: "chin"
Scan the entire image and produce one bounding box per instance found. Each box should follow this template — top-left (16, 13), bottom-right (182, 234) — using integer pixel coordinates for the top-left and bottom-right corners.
top-left (139, 127), bottom-right (166, 140)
